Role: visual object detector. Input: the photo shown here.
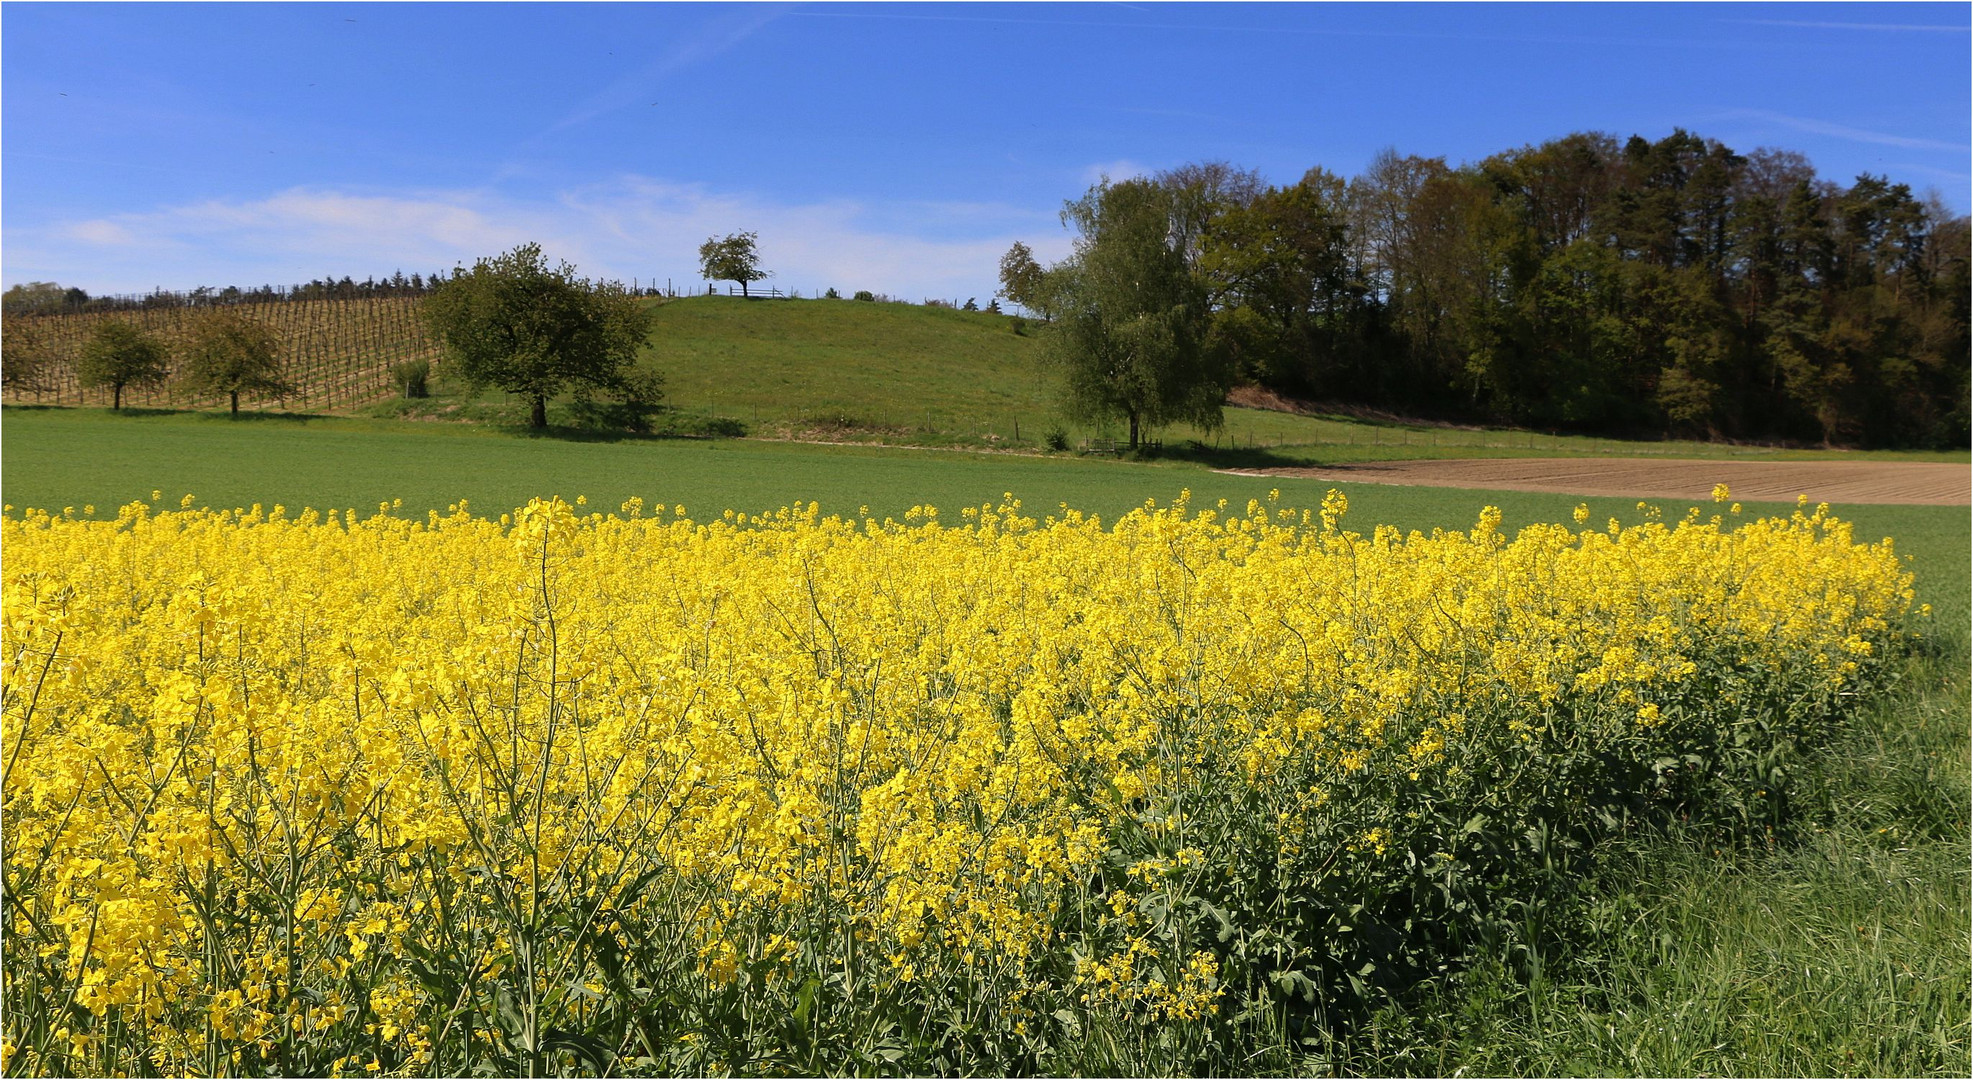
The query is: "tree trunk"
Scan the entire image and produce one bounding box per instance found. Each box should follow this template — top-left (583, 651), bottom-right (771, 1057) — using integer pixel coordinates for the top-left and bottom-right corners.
top-left (1128, 411), bottom-right (1140, 451)
top-left (230, 390), bottom-right (239, 416)
top-left (113, 383), bottom-right (122, 411)
top-left (740, 280), bottom-right (748, 298)
top-left (531, 395), bottom-right (548, 428)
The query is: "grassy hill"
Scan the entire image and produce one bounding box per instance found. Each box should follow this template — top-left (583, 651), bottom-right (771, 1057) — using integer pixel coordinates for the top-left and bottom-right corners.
top-left (644, 295), bottom-right (1052, 440)
top-left (373, 294), bottom-right (1966, 462)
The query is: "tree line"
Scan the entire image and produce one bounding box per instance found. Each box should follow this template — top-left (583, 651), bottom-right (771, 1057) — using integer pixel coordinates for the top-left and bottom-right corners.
top-left (2, 273), bottom-right (457, 315)
top-left (1, 271), bottom-right (684, 319)
top-left (1004, 130), bottom-right (1970, 449)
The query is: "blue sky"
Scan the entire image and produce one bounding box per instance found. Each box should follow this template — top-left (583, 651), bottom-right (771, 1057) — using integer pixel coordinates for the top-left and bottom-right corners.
top-left (4, 2), bottom-right (1968, 300)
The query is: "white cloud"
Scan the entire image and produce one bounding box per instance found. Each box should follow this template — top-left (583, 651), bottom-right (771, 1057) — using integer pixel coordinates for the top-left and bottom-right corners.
top-left (66, 220), bottom-right (138, 245)
top-left (5, 177), bottom-right (1075, 300)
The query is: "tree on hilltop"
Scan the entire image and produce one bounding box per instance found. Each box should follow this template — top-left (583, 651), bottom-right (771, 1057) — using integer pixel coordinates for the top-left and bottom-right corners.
top-left (699, 232), bottom-right (770, 297)
top-left (997, 241), bottom-right (1049, 316)
top-left (178, 308), bottom-right (293, 415)
top-left (423, 243), bottom-right (657, 429)
top-left (76, 320), bottom-right (171, 410)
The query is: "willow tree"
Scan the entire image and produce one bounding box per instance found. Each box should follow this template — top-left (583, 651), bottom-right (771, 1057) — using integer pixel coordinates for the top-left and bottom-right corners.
top-left (423, 243), bottom-right (656, 428)
top-left (1039, 178), bottom-right (1229, 451)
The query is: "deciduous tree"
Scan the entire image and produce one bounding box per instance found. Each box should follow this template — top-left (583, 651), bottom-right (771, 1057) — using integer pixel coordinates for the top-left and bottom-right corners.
top-left (179, 308), bottom-right (293, 415)
top-left (1, 318), bottom-right (54, 393)
top-left (1040, 178), bottom-right (1229, 451)
top-left (698, 232), bottom-right (769, 297)
top-left (423, 243), bottom-right (656, 428)
top-left (997, 241), bottom-right (1048, 316)
top-left (76, 320), bottom-right (170, 410)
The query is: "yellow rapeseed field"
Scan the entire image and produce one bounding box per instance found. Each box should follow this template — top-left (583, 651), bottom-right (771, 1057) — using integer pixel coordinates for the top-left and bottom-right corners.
top-left (1, 489), bottom-right (1916, 1075)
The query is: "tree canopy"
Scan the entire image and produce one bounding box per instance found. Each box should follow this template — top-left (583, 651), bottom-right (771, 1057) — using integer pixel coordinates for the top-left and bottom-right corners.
top-left (698, 232), bottom-right (770, 297)
top-left (1006, 130), bottom-right (1969, 449)
top-left (178, 308), bottom-right (293, 415)
top-left (423, 243), bottom-right (656, 428)
top-left (75, 320), bottom-right (171, 410)
top-left (996, 241), bottom-right (1048, 316)
top-left (1039, 178), bottom-right (1230, 451)
top-left (1, 318), bottom-right (54, 394)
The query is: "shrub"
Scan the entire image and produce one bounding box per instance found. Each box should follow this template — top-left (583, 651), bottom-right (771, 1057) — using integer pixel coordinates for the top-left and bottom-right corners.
top-left (1045, 427), bottom-right (1071, 451)
top-left (390, 358), bottom-right (431, 398)
top-left (853, 290), bottom-right (876, 302)
top-left (824, 287), bottom-right (841, 299)
top-left (1011, 315), bottom-right (1028, 336)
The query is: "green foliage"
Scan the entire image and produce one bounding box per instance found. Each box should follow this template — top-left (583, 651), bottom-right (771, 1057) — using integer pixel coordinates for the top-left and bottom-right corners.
top-left (852, 290), bottom-right (875, 302)
top-left (1, 281), bottom-right (76, 316)
top-left (74, 320), bottom-right (171, 410)
top-left (823, 286), bottom-right (841, 299)
top-left (423, 243), bottom-right (656, 428)
top-left (1, 317), bottom-right (53, 392)
top-left (698, 231), bottom-right (770, 297)
top-left (1044, 427), bottom-right (1070, 451)
top-left (997, 240), bottom-right (1047, 315)
top-left (1197, 170), bottom-right (1368, 393)
top-left (1000, 132), bottom-right (1968, 448)
top-left (390, 357), bottom-right (431, 398)
top-left (1040, 177), bottom-right (1231, 450)
top-left (177, 308), bottom-right (294, 415)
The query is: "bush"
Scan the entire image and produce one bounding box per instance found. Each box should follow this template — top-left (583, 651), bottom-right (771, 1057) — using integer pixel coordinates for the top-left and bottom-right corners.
top-left (853, 290), bottom-right (876, 302)
top-left (391, 358), bottom-right (431, 398)
top-left (1011, 315), bottom-right (1028, 336)
top-left (824, 287), bottom-right (841, 299)
top-left (1045, 427), bottom-right (1071, 451)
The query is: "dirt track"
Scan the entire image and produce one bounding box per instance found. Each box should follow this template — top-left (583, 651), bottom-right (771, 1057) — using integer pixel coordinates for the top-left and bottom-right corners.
top-left (1222, 458), bottom-right (1971, 506)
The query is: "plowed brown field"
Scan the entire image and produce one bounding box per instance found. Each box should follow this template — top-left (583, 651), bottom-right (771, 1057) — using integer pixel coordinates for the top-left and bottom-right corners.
top-left (1223, 458), bottom-right (1971, 506)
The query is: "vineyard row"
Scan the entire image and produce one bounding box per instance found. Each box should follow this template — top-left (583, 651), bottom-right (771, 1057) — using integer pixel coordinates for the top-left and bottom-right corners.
top-left (2, 297), bottom-right (442, 412)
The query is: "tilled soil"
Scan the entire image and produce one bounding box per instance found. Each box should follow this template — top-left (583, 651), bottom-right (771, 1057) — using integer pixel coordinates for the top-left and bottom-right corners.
top-left (1221, 457), bottom-right (1971, 506)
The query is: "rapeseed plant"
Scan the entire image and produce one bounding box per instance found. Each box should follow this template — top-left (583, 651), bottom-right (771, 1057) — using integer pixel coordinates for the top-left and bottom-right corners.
top-left (0, 491), bottom-right (1915, 1075)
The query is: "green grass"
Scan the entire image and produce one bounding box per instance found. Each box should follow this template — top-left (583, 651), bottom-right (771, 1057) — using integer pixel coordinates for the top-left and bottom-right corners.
top-left (11, 406), bottom-right (1961, 542)
top-left (4, 402), bottom-right (1966, 1076)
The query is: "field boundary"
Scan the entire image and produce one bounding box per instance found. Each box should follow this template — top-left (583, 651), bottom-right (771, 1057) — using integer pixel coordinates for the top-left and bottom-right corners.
top-left (1222, 457), bottom-right (1973, 506)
